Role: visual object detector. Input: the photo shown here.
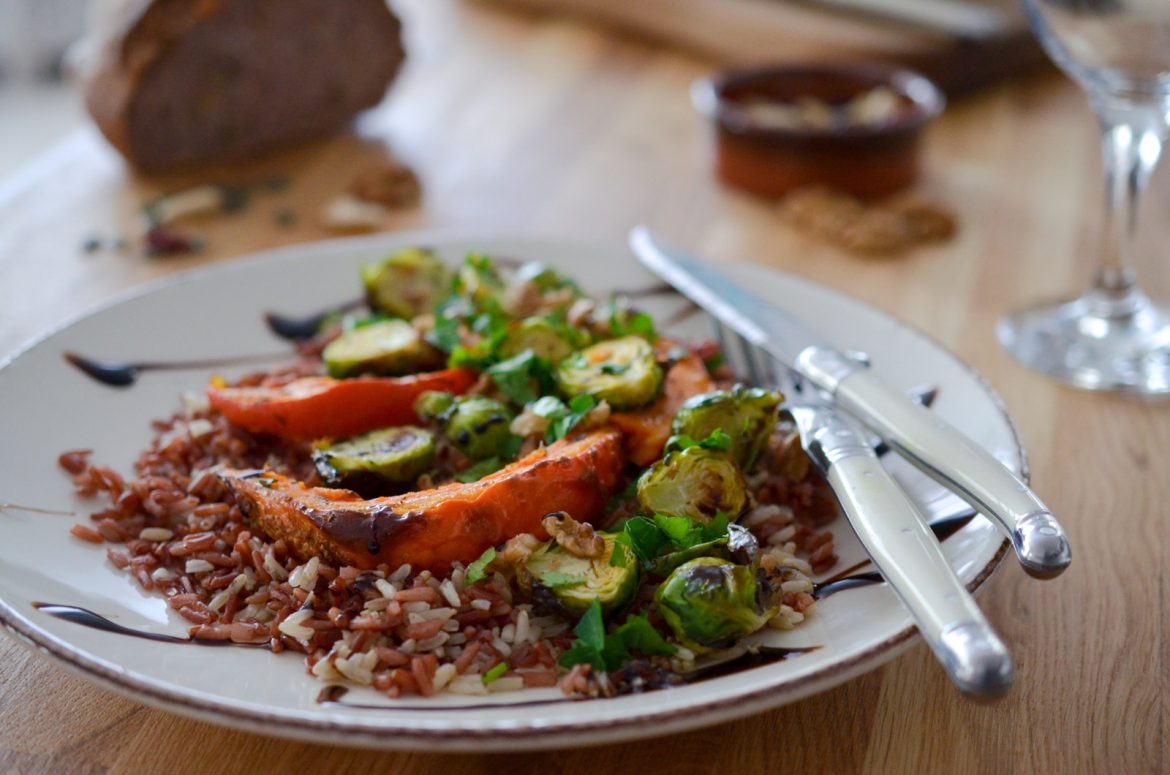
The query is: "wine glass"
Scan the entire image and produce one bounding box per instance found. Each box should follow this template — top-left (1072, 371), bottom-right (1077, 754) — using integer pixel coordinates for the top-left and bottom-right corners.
top-left (998, 0), bottom-right (1170, 394)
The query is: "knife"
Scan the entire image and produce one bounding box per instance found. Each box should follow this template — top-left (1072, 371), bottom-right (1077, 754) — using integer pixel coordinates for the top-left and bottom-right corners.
top-left (788, 402), bottom-right (1013, 697)
top-left (629, 226), bottom-right (1071, 579)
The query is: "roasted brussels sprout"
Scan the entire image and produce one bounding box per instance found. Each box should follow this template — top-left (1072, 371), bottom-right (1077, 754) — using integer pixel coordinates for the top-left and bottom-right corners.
top-left (497, 317), bottom-right (581, 362)
top-left (444, 396), bottom-right (515, 460)
top-left (654, 557), bottom-right (778, 652)
top-left (512, 261), bottom-right (579, 294)
top-left (413, 390), bottom-right (455, 423)
top-left (671, 385), bottom-right (782, 469)
top-left (360, 247), bottom-right (451, 318)
top-left (636, 447), bottom-right (747, 523)
top-left (312, 426), bottom-right (436, 489)
top-left (521, 532), bottom-right (638, 616)
top-left (456, 255), bottom-right (504, 308)
top-left (556, 335), bottom-right (662, 410)
top-left (650, 524), bottom-right (759, 577)
top-left (322, 320), bottom-right (438, 378)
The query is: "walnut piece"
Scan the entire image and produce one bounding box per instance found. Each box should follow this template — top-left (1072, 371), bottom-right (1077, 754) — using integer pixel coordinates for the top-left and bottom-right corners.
top-left (499, 533), bottom-right (542, 568)
top-left (349, 159), bottom-right (421, 209)
top-left (769, 426), bottom-right (811, 482)
top-left (541, 511), bottom-right (605, 558)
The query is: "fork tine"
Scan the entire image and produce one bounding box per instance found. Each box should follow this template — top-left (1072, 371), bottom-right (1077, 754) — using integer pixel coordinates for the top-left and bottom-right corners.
top-left (710, 317), bottom-right (744, 375)
top-left (735, 332), bottom-right (765, 386)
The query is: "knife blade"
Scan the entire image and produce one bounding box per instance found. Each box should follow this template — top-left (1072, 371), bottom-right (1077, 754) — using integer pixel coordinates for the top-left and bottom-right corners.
top-left (629, 226), bottom-right (1072, 579)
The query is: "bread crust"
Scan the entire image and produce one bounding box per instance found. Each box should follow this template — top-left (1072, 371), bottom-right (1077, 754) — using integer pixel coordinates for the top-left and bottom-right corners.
top-left (80, 0), bottom-right (405, 171)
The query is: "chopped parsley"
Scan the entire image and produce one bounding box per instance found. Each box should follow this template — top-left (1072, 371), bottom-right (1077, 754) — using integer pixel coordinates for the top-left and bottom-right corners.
top-left (558, 599), bottom-right (675, 672)
top-left (610, 513), bottom-right (731, 568)
top-left (530, 394), bottom-right (597, 443)
top-left (486, 349), bottom-right (556, 406)
top-left (465, 547), bottom-right (496, 585)
top-left (482, 662), bottom-right (509, 685)
top-left (540, 571), bottom-right (584, 589)
top-left (664, 428), bottom-right (732, 455)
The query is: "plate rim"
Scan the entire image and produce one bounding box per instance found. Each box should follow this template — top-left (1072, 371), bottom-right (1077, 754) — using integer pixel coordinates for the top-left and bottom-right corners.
top-left (0, 231), bottom-right (1022, 748)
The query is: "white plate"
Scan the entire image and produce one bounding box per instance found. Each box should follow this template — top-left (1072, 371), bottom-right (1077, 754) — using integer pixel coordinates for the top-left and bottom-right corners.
top-left (0, 233), bottom-right (1017, 751)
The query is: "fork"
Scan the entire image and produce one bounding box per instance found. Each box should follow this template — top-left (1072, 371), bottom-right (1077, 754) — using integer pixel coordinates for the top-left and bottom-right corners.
top-left (717, 320), bottom-right (1014, 699)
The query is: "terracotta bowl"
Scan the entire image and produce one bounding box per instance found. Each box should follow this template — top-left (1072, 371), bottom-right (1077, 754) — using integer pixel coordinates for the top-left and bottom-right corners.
top-left (692, 63), bottom-right (945, 199)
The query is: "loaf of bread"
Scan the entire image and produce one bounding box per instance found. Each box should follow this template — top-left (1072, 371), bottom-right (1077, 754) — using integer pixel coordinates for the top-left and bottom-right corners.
top-left (80, 0), bottom-right (405, 171)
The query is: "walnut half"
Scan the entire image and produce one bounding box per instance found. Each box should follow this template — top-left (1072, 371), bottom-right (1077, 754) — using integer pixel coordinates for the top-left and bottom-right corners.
top-left (541, 511), bottom-right (605, 558)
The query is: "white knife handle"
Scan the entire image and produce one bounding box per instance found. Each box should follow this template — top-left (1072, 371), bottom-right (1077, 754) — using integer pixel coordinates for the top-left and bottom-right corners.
top-left (800, 348), bottom-right (1072, 579)
top-left (804, 415), bottom-right (1014, 698)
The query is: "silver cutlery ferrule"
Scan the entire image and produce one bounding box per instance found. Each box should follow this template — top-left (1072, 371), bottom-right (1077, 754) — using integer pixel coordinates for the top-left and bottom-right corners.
top-left (938, 622), bottom-right (1014, 699)
top-left (1011, 510), bottom-right (1073, 579)
top-left (630, 226), bottom-right (1072, 581)
top-left (791, 404), bottom-right (1014, 699)
top-left (794, 345), bottom-right (861, 394)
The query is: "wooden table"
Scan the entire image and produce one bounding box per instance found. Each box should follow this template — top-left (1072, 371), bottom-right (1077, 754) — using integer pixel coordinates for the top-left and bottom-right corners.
top-left (0, 2), bottom-right (1164, 772)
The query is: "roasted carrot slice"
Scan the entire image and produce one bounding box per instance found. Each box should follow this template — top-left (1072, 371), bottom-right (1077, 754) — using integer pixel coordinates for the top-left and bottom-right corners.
top-left (609, 348), bottom-right (715, 466)
top-left (219, 428), bottom-right (626, 573)
top-left (207, 369), bottom-right (477, 440)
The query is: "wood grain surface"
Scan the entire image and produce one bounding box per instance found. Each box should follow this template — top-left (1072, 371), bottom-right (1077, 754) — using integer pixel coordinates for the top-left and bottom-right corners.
top-left (0, 1), bottom-right (1165, 773)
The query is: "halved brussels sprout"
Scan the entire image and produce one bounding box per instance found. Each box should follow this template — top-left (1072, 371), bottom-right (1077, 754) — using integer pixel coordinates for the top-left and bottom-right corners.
top-left (444, 396), bottom-right (515, 460)
top-left (671, 385), bottom-right (782, 469)
top-left (521, 532), bottom-right (637, 616)
top-left (497, 317), bottom-right (581, 363)
top-left (512, 261), bottom-right (580, 294)
top-left (322, 319), bottom-right (438, 378)
top-left (556, 335), bottom-right (662, 410)
top-left (414, 390), bottom-right (455, 423)
top-left (360, 247), bottom-right (451, 319)
top-left (650, 524), bottom-right (759, 577)
top-left (312, 426), bottom-right (436, 488)
top-left (456, 255), bottom-right (504, 308)
top-left (654, 557), bottom-right (778, 652)
top-left (636, 447), bottom-right (747, 523)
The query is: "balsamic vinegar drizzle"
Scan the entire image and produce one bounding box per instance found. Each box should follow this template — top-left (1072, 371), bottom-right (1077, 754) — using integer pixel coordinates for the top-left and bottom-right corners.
top-left (264, 298), bottom-right (365, 341)
top-left (0, 502), bottom-right (74, 516)
top-left (31, 603), bottom-right (265, 647)
top-left (811, 512), bottom-right (977, 599)
top-left (263, 283), bottom-right (677, 342)
top-left (34, 512), bottom-right (977, 707)
top-left (51, 264), bottom-right (974, 704)
top-left (315, 645), bottom-right (825, 710)
top-left (64, 351), bottom-right (290, 388)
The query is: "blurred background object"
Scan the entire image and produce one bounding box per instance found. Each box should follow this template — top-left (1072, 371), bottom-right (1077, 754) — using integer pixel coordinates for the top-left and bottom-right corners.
top-left (77, 0), bottom-right (405, 172)
top-left (0, 0), bottom-right (87, 176)
top-left (485, 0), bottom-right (1048, 95)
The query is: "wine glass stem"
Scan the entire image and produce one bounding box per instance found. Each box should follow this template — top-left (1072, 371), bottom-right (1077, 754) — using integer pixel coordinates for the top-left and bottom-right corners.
top-left (1090, 96), bottom-right (1169, 315)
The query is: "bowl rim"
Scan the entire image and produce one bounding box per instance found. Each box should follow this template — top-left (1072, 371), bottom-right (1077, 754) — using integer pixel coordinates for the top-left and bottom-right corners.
top-left (692, 62), bottom-right (946, 141)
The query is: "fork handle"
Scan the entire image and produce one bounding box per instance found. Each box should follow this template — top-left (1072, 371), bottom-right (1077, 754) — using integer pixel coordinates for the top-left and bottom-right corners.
top-left (827, 365), bottom-right (1072, 579)
top-left (804, 413), bottom-right (1014, 699)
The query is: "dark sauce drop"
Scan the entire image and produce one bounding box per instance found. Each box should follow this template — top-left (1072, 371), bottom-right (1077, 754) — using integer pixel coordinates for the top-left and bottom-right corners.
top-left (683, 645), bottom-right (822, 683)
top-left (929, 512), bottom-right (976, 542)
top-left (63, 352), bottom-right (138, 387)
top-left (264, 297), bottom-right (365, 341)
top-left (32, 603), bottom-right (266, 648)
top-left (873, 385), bottom-right (939, 457)
top-left (813, 572), bottom-right (884, 599)
top-left (63, 350), bottom-right (289, 388)
top-left (316, 645), bottom-right (822, 709)
top-left (613, 282), bottom-right (677, 299)
top-left (812, 512), bottom-right (978, 599)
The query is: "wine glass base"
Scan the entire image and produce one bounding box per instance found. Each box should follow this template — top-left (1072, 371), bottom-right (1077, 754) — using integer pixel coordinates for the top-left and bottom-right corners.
top-left (998, 293), bottom-right (1170, 395)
